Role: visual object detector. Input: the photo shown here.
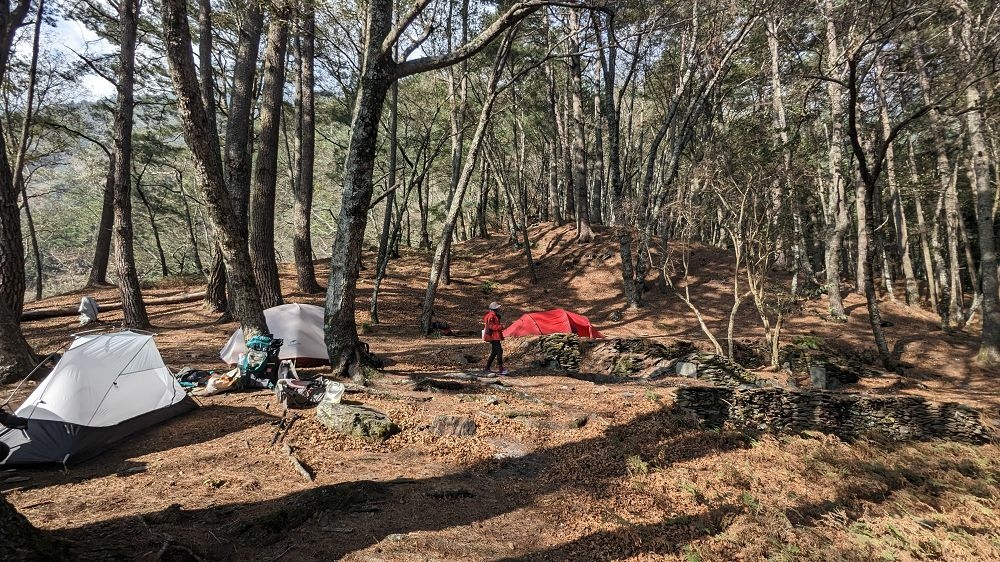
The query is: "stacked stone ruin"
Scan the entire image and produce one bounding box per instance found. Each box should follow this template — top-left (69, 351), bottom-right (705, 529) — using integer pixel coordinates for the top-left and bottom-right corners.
top-left (674, 386), bottom-right (992, 444)
top-left (677, 352), bottom-right (766, 388)
top-left (537, 334), bottom-right (583, 371)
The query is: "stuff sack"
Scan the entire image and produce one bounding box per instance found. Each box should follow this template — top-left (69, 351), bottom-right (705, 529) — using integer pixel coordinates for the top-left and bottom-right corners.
top-left (238, 334), bottom-right (284, 389)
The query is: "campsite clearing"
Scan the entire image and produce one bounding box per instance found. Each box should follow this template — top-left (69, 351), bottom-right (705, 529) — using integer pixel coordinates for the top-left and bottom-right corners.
top-left (5, 225), bottom-right (1000, 561)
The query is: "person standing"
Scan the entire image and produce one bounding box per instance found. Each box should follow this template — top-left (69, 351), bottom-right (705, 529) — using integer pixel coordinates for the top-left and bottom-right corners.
top-left (482, 301), bottom-right (508, 374)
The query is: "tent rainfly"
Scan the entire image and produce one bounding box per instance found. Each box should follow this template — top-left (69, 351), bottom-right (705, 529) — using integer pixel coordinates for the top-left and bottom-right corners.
top-left (0, 331), bottom-right (196, 467)
top-left (504, 309), bottom-right (605, 339)
top-left (219, 303), bottom-right (330, 366)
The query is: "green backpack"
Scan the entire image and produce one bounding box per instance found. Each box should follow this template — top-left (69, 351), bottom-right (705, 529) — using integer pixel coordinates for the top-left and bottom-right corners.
top-left (238, 334), bottom-right (283, 389)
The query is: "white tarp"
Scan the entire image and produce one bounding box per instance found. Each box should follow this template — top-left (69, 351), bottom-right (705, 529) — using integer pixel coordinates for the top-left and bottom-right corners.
top-left (219, 303), bottom-right (330, 365)
top-left (14, 331), bottom-right (186, 427)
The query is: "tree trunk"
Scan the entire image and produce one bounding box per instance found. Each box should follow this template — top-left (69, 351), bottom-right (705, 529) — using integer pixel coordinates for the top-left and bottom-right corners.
top-left (88, 157), bottom-right (116, 287)
top-left (112, 0), bottom-right (150, 330)
top-left (569, 10), bottom-right (593, 243)
top-left (11, 0), bottom-right (44, 301)
top-left (162, 0), bottom-right (267, 338)
top-left (855, 166), bottom-right (870, 293)
top-left (370, 78), bottom-right (398, 325)
top-left (821, 0), bottom-right (848, 320)
top-left (908, 139), bottom-right (938, 309)
top-left (592, 63), bottom-right (604, 225)
top-left (595, 11), bottom-right (638, 307)
top-left (0, 9), bottom-right (36, 378)
top-left (913, 37), bottom-right (962, 327)
top-left (0, 299), bottom-right (33, 384)
top-left (135, 183), bottom-right (169, 277)
top-left (324, 0), bottom-right (395, 376)
top-left (293, 0), bottom-right (321, 294)
top-left (176, 172), bottom-right (204, 274)
top-left (547, 137), bottom-right (561, 224)
top-left (875, 64), bottom-right (918, 304)
top-left (249, 6), bottom-right (289, 310)
top-left (955, 0), bottom-right (1000, 364)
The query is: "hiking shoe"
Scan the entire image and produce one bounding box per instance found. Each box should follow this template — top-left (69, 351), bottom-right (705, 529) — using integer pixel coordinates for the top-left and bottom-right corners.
top-left (498, 369), bottom-right (509, 375)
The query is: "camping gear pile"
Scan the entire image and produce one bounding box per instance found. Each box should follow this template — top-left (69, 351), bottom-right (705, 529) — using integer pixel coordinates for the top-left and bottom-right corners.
top-left (674, 386), bottom-right (992, 444)
top-left (0, 331), bottom-right (196, 466)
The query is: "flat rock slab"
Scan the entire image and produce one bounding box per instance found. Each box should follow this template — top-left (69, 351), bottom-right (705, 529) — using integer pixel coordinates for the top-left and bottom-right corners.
top-left (316, 402), bottom-right (399, 442)
top-left (430, 415), bottom-right (477, 436)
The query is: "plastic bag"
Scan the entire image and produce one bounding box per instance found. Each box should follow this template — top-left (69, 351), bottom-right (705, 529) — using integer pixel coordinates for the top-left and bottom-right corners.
top-left (322, 380), bottom-right (345, 404)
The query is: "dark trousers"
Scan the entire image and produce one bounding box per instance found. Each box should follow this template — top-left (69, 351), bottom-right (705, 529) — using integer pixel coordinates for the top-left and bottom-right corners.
top-left (485, 340), bottom-right (504, 370)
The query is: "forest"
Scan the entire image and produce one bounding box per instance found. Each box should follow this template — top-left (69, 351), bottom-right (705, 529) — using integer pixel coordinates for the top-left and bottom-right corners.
top-left (0, 0), bottom-right (999, 558)
top-left (0, 0), bottom-right (998, 377)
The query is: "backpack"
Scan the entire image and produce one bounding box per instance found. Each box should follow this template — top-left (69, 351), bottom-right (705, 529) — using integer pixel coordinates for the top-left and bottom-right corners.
top-left (238, 334), bottom-right (283, 389)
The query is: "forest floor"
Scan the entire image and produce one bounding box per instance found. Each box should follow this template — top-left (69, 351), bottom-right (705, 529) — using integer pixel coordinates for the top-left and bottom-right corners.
top-left (5, 223), bottom-right (1000, 561)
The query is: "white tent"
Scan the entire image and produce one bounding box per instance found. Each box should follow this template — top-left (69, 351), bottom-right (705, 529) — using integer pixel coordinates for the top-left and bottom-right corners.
top-left (0, 331), bottom-right (196, 466)
top-left (219, 303), bottom-right (330, 366)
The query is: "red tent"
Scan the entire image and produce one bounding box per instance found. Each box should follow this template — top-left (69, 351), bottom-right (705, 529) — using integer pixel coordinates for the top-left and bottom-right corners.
top-left (504, 309), bottom-right (604, 339)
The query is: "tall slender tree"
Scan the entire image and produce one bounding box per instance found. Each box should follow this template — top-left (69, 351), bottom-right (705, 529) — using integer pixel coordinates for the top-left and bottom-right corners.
top-left (111, 0), bottom-right (150, 329)
top-left (249, 2), bottom-right (290, 309)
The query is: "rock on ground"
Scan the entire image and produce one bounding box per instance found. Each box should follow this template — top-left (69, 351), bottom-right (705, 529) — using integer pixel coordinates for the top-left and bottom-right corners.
top-left (316, 401), bottom-right (399, 441)
top-left (429, 415), bottom-right (477, 436)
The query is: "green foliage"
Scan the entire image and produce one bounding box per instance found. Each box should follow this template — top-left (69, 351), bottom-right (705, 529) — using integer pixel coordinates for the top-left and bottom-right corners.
top-left (792, 335), bottom-right (823, 350)
top-left (682, 545), bottom-right (703, 562)
top-left (626, 454), bottom-right (650, 476)
top-left (480, 280), bottom-right (501, 295)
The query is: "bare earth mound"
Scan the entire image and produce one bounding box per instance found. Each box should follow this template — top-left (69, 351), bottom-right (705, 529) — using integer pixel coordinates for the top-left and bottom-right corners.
top-left (5, 224), bottom-right (999, 561)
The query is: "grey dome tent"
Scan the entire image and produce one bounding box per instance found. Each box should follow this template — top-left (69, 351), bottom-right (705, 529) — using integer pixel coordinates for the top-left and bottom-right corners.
top-left (219, 303), bottom-right (330, 367)
top-left (0, 331), bottom-right (196, 467)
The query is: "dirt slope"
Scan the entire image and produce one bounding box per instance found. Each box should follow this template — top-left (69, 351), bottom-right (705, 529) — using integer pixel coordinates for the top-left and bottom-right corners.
top-left (4, 222), bottom-right (998, 561)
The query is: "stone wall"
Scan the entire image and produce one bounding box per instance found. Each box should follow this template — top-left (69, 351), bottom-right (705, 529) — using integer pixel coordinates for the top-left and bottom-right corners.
top-left (674, 386), bottom-right (992, 444)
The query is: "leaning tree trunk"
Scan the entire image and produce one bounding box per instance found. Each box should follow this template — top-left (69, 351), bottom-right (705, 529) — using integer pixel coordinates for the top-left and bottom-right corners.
top-left (249, 6), bottom-right (288, 310)
top-left (205, 0), bottom-right (264, 313)
top-left (112, 0), bottom-right (150, 330)
top-left (292, 0), bottom-right (321, 294)
top-left (162, 0), bottom-right (267, 338)
top-left (419, 36), bottom-right (510, 334)
top-left (11, 0), bottom-right (44, 302)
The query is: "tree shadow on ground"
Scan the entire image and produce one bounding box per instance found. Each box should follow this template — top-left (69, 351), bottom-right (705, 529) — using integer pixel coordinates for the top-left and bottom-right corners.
top-left (52, 396), bottom-right (990, 561)
top-left (2, 404), bottom-right (279, 489)
top-left (56, 402), bottom-right (753, 560)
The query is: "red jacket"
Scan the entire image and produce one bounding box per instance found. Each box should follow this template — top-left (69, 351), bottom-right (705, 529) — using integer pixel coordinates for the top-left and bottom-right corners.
top-left (483, 310), bottom-right (504, 341)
